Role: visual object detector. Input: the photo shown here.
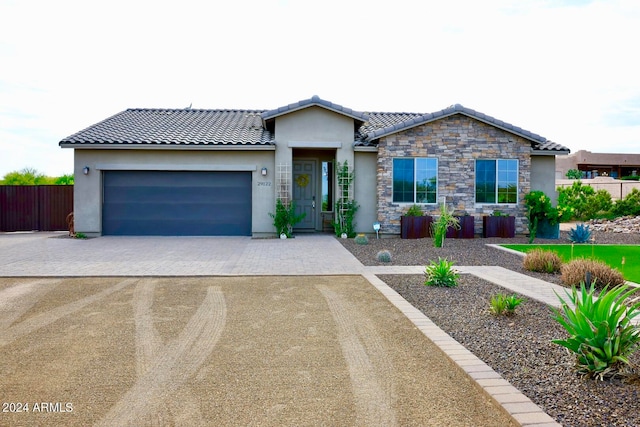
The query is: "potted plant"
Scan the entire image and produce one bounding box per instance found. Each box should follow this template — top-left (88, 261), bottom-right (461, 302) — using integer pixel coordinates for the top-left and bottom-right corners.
top-left (431, 203), bottom-right (460, 247)
top-left (400, 204), bottom-right (433, 239)
top-left (524, 190), bottom-right (561, 242)
top-left (482, 210), bottom-right (515, 238)
top-left (446, 211), bottom-right (475, 239)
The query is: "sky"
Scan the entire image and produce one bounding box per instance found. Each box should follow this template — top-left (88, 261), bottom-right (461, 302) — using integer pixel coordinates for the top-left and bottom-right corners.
top-left (1, 0), bottom-right (639, 178)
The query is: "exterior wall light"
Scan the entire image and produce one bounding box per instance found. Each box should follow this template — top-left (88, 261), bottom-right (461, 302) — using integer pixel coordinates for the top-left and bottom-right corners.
top-left (83, 166), bottom-right (90, 175)
top-left (261, 167), bottom-right (268, 176)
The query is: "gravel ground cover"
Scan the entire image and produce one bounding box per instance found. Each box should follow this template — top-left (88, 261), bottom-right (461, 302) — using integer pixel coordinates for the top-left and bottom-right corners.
top-left (340, 230), bottom-right (640, 427)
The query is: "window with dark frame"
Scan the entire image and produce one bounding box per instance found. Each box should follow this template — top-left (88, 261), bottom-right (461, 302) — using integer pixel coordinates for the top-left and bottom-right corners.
top-left (475, 159), bottom-right (518, 204)
top-left (393, 158), bottom-right (438, 203)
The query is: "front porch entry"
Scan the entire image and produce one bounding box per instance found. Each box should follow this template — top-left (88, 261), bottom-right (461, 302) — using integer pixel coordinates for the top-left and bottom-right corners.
top-left (292, 155), bottom-right (334, 232)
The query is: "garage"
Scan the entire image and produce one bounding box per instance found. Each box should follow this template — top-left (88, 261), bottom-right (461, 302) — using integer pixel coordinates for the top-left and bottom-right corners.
top-left (102, 170), bottom-right (252, 236)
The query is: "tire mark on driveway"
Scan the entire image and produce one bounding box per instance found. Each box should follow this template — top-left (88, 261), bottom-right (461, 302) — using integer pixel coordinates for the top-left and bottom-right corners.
top-left (317, 285), bottom-right (397, 427)
top-left (0, 279), bottom-right (60, 330)
top-left (0, 279), bottom-right (136, 347)
top-left (97, 285), bottom-right (227, 427)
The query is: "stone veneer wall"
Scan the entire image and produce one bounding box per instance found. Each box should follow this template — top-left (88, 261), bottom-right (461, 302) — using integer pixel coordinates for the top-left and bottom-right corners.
top-left (376, 115), bottom-right (532, 235)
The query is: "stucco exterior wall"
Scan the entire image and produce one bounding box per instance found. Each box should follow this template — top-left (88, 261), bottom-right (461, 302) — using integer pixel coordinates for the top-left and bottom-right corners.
top-left (376, 115), bottom-right (532, 235)
top-left (73, 149), bottom-right (275, 236)
top-left (275, 106), bottom-right (355, 165)
top-left (273, 107), bottom-right (357, 232)
top-left (531, 155), bottom-right (558, 204)
top-left (354, 151), bottom-right (377, 234)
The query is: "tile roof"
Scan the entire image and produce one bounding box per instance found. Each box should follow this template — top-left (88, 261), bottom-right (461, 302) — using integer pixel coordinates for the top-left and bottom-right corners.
top-left (261, 95), bottom-right (369, 123)
top-left (59, 98), bottom-right (569, 153)
top-left (60, 108), bottom-right (274, 146)
top-left (359, 104), bottom-right (569, 152)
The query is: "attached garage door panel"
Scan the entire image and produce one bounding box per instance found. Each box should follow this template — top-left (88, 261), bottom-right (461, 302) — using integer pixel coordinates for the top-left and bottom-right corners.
top-left (103, 171), bottom-right (252, 236)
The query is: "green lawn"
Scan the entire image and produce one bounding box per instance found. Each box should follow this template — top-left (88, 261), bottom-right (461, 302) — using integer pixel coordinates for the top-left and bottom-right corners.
top-left (500, 244), bottom-right (640, 283)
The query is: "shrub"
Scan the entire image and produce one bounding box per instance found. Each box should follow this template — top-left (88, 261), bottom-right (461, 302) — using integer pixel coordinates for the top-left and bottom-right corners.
top-left (376, 250), bottom-right (392, 263)
top-left (568, 223), bottom-right (592, 243)
top-left (611, 188), bottom-right (640, 217)
top-left (405, 204), bottom-right (424, 216)
top-left (523, 248), bottom-right (562, 273)
top-left (561, 259), bottom-right (625, 289)
top-left (269, 199), bottom-right (306, 238)
top-left (354, 234), bottom-right (369, 245)
top-left (582, 190), bottom-right (612, 219)
top-left (556, 181), bottom-right (594, 221)
top-left (524, 190), bottom-right (560, 243)
top-left (557, 182), bottom-right (614, 221)
top-left (566, 169), bottom-right (582, 179)
top-left (490, 293), bottom-right (524, 316)
top-left (551, 282), bottom-right (640, 379)
top-left (424, 257), bottom-right (459, 287)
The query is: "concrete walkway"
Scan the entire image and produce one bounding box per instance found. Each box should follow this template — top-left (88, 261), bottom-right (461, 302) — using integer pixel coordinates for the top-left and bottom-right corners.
top-left (0, 232), bottom-right (561, 426)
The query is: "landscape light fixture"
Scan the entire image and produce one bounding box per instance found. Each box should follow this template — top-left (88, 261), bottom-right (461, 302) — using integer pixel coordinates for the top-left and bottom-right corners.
top-left (261, 167), bottom-right (268, 176)
top-left (83, 166), bottom-right (90, 175)
top-left (373, 222), bottom-right (380, 239)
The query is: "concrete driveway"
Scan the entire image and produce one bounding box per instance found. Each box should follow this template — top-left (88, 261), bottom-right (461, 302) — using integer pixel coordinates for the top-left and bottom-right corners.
top-left (0, 232), bottom-right (365, 276)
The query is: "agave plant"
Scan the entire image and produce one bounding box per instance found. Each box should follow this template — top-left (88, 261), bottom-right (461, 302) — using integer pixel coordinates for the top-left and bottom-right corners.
top-left (551, 282), bottom-right (640, 379)
top-left (568, 223), bottom-right (592, 243)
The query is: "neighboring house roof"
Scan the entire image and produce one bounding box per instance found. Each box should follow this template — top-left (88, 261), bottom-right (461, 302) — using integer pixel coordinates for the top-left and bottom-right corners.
top-left (59, 108), bottom-right (274, 146)
top-left (59, 97), bottom-right (569, 153)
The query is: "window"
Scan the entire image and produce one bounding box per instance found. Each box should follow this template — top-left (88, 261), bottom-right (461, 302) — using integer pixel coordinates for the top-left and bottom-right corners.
top-left (393, 158), bottom-right (438, 203)
top-left (475, 159), bottom-right (518, 204)
top-left (321, 161), bottom-right (333, 211)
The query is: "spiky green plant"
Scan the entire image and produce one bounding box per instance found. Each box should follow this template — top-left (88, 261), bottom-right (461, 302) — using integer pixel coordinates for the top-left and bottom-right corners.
top-left (424, 257), bottom-right (459, 287)
top-left (568, 223), bottom-right (592, 243)
top-left (551, 282), bottom-right (640, 379)
top-left (490, 293), bottom-right (524, 315)
top-left (431, 203), bottom-right (460, 248)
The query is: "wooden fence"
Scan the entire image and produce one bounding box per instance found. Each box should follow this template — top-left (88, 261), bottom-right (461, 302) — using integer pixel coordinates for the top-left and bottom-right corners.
top-left (0, 186), bottom-right (73, 232)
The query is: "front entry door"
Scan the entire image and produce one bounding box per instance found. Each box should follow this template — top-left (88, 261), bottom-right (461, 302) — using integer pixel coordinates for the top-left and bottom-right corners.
top-left (293, 160), bottom-right (316, 230)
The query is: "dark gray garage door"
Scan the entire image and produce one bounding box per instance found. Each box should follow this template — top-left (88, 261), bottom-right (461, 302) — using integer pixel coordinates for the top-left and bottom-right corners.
top-left (103, 170), bottom-right (252, 236)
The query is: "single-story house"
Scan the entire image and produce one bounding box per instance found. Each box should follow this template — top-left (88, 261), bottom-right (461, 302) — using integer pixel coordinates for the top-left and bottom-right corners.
top-left (59, 95), bottom-right (570, 237)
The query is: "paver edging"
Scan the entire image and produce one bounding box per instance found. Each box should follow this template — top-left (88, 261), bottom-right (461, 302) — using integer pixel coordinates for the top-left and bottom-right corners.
top-left (362, 272), bottom-right (561, 427)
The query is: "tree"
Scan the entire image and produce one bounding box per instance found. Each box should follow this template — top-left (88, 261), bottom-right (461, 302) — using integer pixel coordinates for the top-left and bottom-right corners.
top-left (54, 174), bottom-right (74, 185)
top-left (0, 168), bottom-right (73, 185)
top-left (566, 169), bottom-right (582, 179)
top-left (1, 167), bottom-right (47, 185)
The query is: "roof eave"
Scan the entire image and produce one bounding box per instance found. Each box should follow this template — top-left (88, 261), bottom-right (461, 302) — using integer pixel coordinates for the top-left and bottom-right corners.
top-left (531, 148), bottom-right (571, 156)
top-left (58, 143), bottom-right (276, 150)
top-left (365, 109), bottom-right (548, 145)
top-left (261, 95), bottom-right (368, 126)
